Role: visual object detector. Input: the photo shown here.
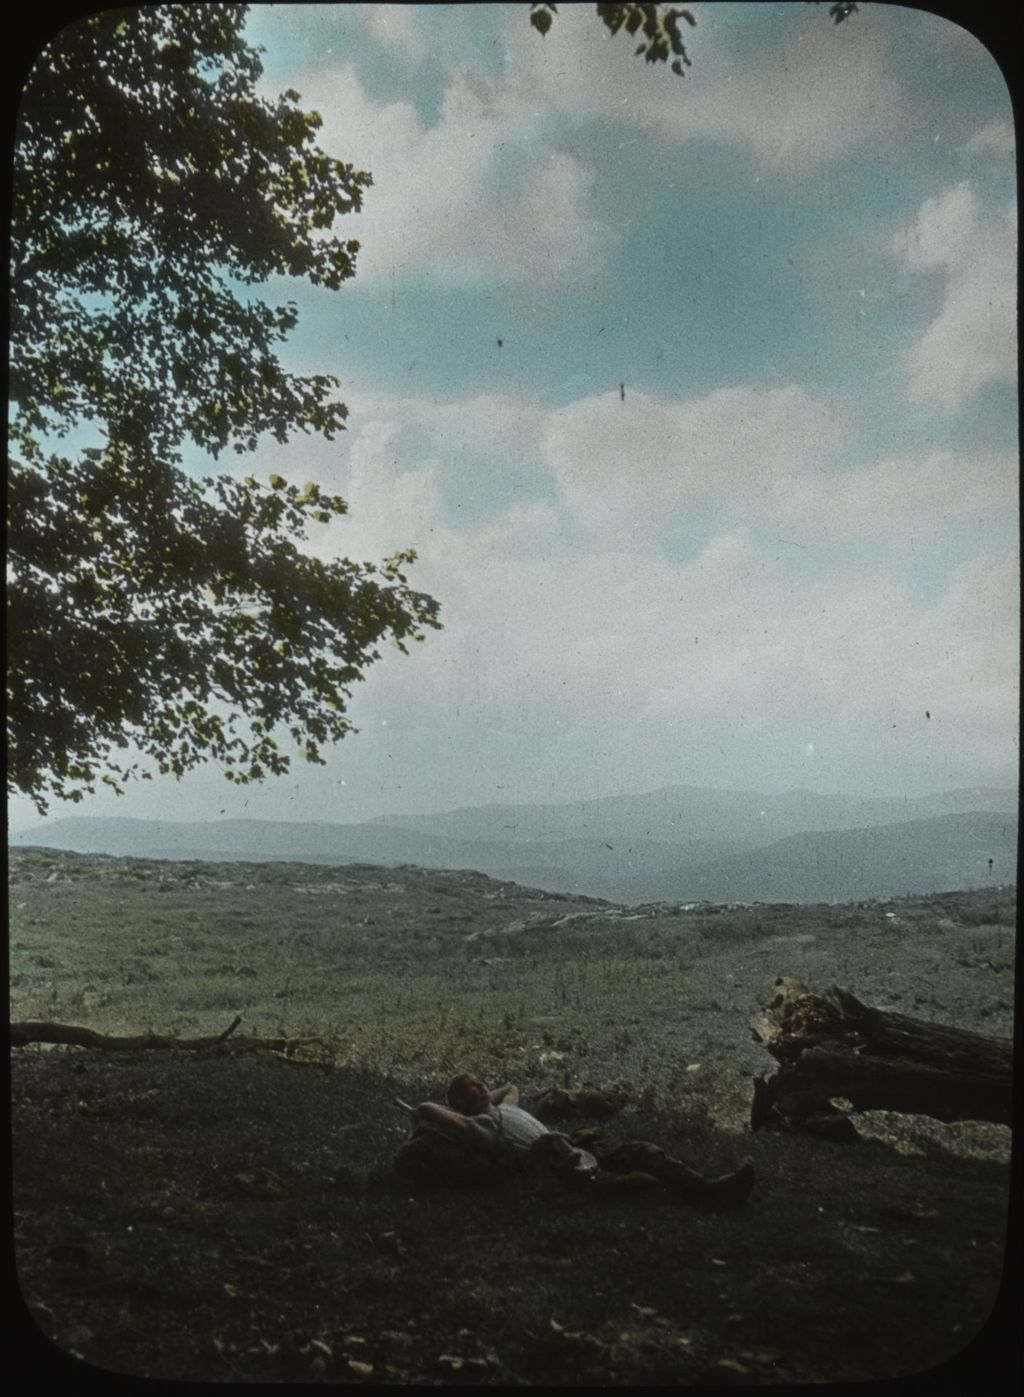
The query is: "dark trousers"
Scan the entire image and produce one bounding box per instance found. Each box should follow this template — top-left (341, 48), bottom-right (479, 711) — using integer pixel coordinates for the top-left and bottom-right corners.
top-left (393, 1127), bottom-right (748, 1204)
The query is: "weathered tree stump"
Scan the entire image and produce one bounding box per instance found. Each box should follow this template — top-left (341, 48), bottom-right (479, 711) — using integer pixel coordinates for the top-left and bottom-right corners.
top-left (750, 979), bottom-right (1013, 1139)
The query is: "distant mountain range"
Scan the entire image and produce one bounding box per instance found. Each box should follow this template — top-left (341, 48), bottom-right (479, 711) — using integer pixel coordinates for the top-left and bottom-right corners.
top-left (622, 811), bottom-right (1017, 904)
top-left (369, 784), bottom-right (1017, 846)
top-left (10, 785), bottom-right (1017, 904)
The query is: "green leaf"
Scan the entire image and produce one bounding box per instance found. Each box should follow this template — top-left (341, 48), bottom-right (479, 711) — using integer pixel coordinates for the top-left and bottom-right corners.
top-left (6, 6), bottom-right (447, 815)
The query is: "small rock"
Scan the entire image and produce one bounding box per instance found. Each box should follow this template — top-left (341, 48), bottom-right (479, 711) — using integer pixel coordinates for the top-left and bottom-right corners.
top-left (232, 1168), bottom-right (293, 1198)
top-left (60, 1324), bottom-right (94, 1347)
top-left (701, 1358), bottom-right (752, 1384)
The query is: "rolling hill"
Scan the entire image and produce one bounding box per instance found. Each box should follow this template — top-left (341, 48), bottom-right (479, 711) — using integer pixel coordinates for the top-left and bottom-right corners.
top-left (624, 811), bottom-right (1018, 905)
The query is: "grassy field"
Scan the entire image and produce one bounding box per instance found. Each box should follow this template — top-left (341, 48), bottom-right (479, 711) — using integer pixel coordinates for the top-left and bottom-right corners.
top-left (10, 846), bottom-right (1016, 1385)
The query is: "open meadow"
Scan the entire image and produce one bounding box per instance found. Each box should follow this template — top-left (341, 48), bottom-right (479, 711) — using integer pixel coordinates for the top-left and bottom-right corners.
top-left (10, 846), bottom-right (1016, 1385)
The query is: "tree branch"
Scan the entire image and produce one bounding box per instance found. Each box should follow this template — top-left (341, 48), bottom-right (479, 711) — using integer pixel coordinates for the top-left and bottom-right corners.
top-left (10, 1018), bottom-right (322, 1058)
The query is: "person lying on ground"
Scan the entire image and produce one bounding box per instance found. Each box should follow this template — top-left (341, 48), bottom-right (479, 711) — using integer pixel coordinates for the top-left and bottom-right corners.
top-left (393, 1074), bottom-right (755, 1208)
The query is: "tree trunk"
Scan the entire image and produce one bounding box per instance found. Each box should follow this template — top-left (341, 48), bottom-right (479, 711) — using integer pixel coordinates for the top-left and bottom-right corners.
top-left (750, 979), bottom-right (1013, 1137)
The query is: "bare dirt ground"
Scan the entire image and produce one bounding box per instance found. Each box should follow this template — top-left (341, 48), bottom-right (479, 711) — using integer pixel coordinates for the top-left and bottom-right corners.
top-left (9, 848), bottom-right (1019, 1386)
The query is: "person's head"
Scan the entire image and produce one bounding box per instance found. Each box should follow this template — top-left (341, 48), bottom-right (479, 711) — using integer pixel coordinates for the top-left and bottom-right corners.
top-left (447, 1073), bottom-right (491, 1115)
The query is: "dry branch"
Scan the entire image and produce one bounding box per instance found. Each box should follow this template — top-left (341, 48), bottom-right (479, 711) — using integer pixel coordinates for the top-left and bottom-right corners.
top-left (750, 979), bottom-right (1013, 1137)
top-left (9, 1018), bottom-right (323, 1057)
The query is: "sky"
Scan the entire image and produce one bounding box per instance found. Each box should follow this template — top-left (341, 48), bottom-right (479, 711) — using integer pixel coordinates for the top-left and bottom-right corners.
top-left (11, 2), bottom-right (1019, 832)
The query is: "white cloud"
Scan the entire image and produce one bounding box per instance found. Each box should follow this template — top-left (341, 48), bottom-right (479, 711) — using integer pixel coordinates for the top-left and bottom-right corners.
top-left (501, 2), bottom-right (910, 174)
top-left (274, 3), bottom-right (920, 291)
top-left (965, 118), bottom-right (1016, 159)
top-left (265, 375), bottom-right (1014, 565)
top-left (652, 23), bottom-right (905, 172)
top-left (891, 183), bottom-right (1017, 408)
top-left (285, 60), bottom-right (612, 286)
top-left (173, 371), bottom-right (1020, 813)
top-left (264, 379), bottom-right (1018, 803)
top-left (773, 449), bottom-right (1018, 535)
top-left (541, 383), bottom-right (848, 541)
top-left (354, 3), bottom-right (425, 63)
top-left (789, 551), bottom-right (1020, 779)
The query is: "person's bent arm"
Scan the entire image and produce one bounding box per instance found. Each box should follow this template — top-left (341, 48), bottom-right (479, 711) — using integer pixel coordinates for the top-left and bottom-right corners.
top-left (415, 1101), bottom-right (474, 1133)
top-left (413, 1102), bottom-right (498, 1152)
top-left (489, 1083), bottom-right (519, 1106)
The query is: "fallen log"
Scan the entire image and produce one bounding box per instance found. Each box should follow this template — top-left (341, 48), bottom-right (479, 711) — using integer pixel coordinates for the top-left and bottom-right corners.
top-left (750, 979), bottom-right (1013, 1137)
top-left (9, 1017), bottom-right (323, 1058)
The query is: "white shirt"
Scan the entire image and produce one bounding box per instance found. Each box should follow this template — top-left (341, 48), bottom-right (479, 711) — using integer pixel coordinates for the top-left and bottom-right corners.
top-left (468, 1103), bottom-right (550, 1159)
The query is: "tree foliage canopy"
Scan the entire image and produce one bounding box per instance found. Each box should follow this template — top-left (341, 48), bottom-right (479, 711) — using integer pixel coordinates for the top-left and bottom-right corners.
top-left (531, 2), bottom-right (696, 75)
top-left (8, 5), bottom-right (441, 813)
top-left (530, 1), bottom-right (858, 73)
